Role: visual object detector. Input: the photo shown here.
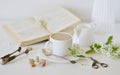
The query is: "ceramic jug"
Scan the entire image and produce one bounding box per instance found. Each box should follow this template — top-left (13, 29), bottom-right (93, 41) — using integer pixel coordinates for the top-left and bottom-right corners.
top-left (73, 23), bottom-right (94, 47)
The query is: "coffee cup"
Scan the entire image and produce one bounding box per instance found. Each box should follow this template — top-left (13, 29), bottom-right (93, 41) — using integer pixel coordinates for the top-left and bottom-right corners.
top-left (45, 32), bottom-right (72, 56)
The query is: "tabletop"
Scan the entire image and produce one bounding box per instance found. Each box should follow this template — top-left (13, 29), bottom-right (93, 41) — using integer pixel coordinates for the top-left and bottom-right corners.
top-left (0, 21), bottom-right (120, 75)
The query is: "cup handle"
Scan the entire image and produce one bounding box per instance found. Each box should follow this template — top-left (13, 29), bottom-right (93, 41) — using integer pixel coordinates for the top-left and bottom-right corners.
top-left (45, 41), bottom-right (53, 51)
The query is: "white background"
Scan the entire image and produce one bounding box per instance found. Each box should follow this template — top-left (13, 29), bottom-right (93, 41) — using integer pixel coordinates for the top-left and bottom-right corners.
top-left (0, 1), bottom-right (120, 75)
top-left (0, 0), bottom-right (120, 23)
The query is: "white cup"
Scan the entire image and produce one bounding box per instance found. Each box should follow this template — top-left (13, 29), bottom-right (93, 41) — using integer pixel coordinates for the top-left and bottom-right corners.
top-left (45, 32), bottom-right (72, 56)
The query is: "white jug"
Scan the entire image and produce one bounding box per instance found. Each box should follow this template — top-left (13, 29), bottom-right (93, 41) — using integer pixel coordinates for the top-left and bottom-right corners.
top-left (73, 23), bottom-right (94, 47)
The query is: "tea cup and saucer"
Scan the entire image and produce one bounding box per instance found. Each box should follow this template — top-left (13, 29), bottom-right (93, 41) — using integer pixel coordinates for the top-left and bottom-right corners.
top-left (39, 32), bottom-right (79, 63)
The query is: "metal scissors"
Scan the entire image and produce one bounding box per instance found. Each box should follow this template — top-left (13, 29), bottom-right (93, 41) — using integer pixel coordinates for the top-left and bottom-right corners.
top-left (90, 57), bottom-right (108, 69)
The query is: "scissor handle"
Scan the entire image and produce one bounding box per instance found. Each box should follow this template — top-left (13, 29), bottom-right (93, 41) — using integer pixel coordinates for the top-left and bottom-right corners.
top-left (92, 62), bottom-right (99, 69)
top-left (100, 63), bottom-right (108, 68)
top-left (90, 57), bottom-right (99, 62)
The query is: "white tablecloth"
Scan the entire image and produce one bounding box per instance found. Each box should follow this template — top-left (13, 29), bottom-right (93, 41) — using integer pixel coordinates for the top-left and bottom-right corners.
top-left (0, 21), bottom-right (120, 75)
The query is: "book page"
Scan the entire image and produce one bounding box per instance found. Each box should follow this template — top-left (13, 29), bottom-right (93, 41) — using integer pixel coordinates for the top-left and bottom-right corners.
top-left (34, 7), bottom-right (80, 33)
top-left (3, 7), bottom-right (80, 46)
top-left (4, 18), bottom-right (50, 41)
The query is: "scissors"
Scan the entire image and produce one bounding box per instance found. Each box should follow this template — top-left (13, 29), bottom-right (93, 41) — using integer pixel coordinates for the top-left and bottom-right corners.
top-left (90, 57), bottom-right (108, 69)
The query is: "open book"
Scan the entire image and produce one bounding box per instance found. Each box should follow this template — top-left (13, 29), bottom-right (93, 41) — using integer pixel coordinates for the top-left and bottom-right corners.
top-left (3, 7), bottom-right (80, 46)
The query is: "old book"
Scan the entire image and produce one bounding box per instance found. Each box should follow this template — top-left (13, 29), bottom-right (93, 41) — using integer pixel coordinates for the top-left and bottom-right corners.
top-left (3, 7), bottom-right (80, 46)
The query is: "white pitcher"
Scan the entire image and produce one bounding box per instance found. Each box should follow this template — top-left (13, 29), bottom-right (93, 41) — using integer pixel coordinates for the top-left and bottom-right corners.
top-left (73, 23), bottom-right (94, 47)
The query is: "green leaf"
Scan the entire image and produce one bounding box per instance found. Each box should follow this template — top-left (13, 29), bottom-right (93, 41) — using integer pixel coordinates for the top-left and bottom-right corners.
top-left (68, 48), bottom-right (77, 56)
top-left (85, 49), bottom-right (95, 54)
top-left (112, 46), bottom-right (119, 52)
top-left (85, 44), bottom-right (96, 54)
top-left (90, 44), bottom-right (94, 50)
top-left (94, 43), bottom-right (101, 49)
top-left (40, 20), bottom-right (47, 29)
top-left (106, 36), bottom-right (113, 45)
top-left (76, 55), bottom-right (86, 58)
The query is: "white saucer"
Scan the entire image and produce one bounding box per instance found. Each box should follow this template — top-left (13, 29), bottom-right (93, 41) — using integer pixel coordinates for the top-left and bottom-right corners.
top-left (38, 50), bottom-right (79, 63)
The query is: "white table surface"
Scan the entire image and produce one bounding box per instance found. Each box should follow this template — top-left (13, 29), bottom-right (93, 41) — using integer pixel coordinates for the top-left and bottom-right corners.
top-left (0, 21), bottom-right (120, 75)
